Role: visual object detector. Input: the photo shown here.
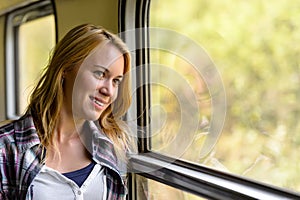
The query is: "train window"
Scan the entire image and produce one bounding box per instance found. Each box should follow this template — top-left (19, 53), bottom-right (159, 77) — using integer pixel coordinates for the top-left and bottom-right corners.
top-left (149, 0), bottom-right (300, 194)
top-left (121, 0), bottom-right (300, 199)
top-left (134, 175), bottom-right (207, 200)
top-left (5, 1), bottom-right (55, 119)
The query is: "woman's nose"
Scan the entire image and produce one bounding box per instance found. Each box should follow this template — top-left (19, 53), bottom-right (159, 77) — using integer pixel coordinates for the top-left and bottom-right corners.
top-left (99, 79), bottom-right (114, 97)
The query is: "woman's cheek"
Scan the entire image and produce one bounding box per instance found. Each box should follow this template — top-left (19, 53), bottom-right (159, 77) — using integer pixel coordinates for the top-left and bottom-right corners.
top-left (112, 89), bottom-right (119, 102)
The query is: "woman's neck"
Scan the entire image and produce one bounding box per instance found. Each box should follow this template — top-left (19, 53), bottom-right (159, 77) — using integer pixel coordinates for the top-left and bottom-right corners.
top-left (54, 107), bottom-right (85, 143)
top-left (45, 108), bottom-right (92, 173)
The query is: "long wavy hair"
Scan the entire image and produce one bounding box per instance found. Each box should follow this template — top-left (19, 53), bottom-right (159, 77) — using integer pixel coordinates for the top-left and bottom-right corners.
top-left (26, 24), bottom-right (132, 160)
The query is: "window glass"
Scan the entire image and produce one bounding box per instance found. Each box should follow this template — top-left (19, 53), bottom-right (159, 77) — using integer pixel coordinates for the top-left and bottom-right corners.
top-left (150, 0), bottom-right (300, 192)
top-left (17, 15), bottom-right (55, 115)
top-left (136, 175), bottom-right (207, 200)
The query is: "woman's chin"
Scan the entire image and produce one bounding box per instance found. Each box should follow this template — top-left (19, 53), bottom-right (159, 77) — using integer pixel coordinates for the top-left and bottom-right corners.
top-left (74, 110), bottom-right (102, 122)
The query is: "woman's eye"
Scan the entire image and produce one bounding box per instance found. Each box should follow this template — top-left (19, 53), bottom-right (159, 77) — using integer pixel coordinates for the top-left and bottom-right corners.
top-left (94, 71), bottom-right (105, 79)
top-left (113, 79), bottom-right (122, 86)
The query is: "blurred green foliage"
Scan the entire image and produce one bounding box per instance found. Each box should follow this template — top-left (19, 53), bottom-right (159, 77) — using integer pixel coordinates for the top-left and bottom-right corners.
top-left (150, 0), bottom-right (300, 194)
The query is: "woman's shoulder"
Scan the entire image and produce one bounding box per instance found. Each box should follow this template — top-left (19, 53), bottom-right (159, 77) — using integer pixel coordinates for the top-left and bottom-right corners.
top-left (0, 115), bottom-right (40, 150)
top-left (0, 119), bottom-right (15, 139)
top-left (0, 119), bottom-right (17, 153)
top-left (0, 119), bottom-right (13, 127)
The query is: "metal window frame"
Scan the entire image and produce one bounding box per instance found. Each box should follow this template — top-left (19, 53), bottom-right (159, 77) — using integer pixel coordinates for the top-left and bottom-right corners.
top-left (5, 0), bottom-right (55, 119)
top-left (130, 152), bottom-right (300, 200)
top-left (119, 0), bottom-right (151, 153)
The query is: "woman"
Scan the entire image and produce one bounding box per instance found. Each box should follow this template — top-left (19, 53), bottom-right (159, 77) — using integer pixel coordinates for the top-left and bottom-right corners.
top-left (0, 24), bottom-right (132, 199)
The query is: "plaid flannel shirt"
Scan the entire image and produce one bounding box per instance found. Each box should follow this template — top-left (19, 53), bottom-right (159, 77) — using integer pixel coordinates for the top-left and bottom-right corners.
top-left (0, 114), bottom-right (126, 199)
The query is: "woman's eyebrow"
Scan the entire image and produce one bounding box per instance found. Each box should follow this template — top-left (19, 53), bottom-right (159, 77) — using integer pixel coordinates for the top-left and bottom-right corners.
top-left (94, 64), bottom-right (108, 71)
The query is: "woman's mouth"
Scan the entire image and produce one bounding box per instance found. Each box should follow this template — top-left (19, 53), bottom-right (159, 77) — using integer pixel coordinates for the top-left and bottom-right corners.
top-left (90, 96), bottom-right (106, 109)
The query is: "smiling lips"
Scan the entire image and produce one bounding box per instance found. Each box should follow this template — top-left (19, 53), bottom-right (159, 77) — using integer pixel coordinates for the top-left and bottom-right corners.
top-left (90, 96), bottom-right (107, 110)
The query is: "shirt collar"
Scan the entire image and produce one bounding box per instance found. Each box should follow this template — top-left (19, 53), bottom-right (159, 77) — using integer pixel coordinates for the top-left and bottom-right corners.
top-left (79, 120), bottom-right (120, 173)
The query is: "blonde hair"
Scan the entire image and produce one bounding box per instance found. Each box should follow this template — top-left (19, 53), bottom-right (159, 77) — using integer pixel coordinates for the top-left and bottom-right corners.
top-left (26, 24), bottom-right (132, 160)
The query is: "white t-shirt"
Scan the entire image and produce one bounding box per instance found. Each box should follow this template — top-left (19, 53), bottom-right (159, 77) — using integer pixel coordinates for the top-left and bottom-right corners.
top-left (26, 163), bottom-right (106, 200)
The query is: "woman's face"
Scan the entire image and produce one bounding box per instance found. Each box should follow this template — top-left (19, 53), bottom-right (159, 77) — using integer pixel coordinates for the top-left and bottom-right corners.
top-left (63, 42), bottom-right (124, 121)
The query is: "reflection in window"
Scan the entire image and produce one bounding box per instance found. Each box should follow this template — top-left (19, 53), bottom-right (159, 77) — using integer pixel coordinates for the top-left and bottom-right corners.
top-left (150, 0), bottom-right (300, 192)
top-left (149, 48), bottom-right (212, 160)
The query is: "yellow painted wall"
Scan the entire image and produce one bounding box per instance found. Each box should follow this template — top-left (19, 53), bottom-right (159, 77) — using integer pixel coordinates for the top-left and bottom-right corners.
top-left (54, 0), bottom-right (119, 40)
